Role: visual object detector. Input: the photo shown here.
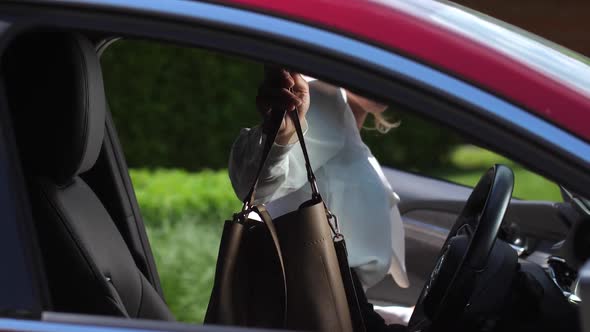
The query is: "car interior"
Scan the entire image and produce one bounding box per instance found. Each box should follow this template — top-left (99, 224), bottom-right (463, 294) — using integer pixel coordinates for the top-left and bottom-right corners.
top-left (3, 31), bottom-right (174, 320)
top-left (1, 28), bottom-right (588, 332)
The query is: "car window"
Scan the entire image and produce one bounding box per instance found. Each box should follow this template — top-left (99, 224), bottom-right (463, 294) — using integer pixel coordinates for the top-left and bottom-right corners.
top-left (100, 38), bottom-right (562, 323)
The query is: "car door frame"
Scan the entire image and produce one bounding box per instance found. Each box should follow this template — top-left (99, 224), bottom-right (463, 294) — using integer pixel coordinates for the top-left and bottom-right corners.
top-left (0, 23), bottom-right (49, 317)
top-left (0, 0), bottom-right (590, 329)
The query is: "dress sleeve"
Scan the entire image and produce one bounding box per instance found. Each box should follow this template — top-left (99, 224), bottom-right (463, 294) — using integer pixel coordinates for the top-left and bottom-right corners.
top-left (228, 81), bottom-right (347, 203)
top-left (228, 125), bottom-right (298, 202)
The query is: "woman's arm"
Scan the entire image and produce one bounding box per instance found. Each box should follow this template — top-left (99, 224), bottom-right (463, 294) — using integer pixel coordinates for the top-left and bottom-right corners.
top-left (228, 125), bottom-right (302, 202)
top-left (228, 71), bottom-right (347, 204)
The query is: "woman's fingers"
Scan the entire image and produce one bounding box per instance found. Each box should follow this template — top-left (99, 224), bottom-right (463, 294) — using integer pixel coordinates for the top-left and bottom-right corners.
top-left (289, 72), bottom-right (310, 117)
top-left (256, 86), bottom-right (303, 116)
top-left (264, 66), bottom-right (295, 89)
top-left (257, 68), bottom-right (310, 141)
top-left (290, 72), bottom-right (308, 95)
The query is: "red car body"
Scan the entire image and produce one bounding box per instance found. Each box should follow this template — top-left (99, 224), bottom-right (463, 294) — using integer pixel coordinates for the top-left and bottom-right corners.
top-left (227, 0), bottom-right (590, 141)
top-left (0, 0), bottom-right (589, 331)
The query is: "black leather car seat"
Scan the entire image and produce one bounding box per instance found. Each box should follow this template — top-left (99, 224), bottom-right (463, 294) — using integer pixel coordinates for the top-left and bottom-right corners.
top-left (2, 31), bottom-right (174, 320)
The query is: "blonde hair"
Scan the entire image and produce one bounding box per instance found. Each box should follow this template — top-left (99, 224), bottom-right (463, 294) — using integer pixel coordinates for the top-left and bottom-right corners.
top-left (366, 112), bottom-right (400, 134)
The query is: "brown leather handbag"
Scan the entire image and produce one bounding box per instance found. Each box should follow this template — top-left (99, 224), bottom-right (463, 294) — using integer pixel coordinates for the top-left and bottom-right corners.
top-left (205, 107), bottom-right (365, 331)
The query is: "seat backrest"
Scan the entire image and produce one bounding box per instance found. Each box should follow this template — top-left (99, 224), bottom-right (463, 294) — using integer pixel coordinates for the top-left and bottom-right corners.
top-left (3, 31), bottom-right (174, 321)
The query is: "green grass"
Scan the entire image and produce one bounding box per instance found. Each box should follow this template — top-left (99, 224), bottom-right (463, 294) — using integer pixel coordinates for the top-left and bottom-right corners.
top-left (434, 145), bottom-right (562, 201)
top-left (131, 168), bottom-right (239, 228)
top-left (130, 145), bottom-right (562, 323)
top-left (130, 169), bottom-right (238, 323)
top-left (147, 221), bottom-right (221, 323)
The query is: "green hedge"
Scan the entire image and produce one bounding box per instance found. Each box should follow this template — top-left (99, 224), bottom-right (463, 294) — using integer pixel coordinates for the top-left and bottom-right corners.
top-left (131, 168), bottom-right (239, 228)
top-left (130, 169), bottom-right (238, 323)
top-left (147, 220), bottom-right (220, 323)
top-left (102, 40), bottom-right (461, 172)
top-left (102, 40), bottom-right (262, 171)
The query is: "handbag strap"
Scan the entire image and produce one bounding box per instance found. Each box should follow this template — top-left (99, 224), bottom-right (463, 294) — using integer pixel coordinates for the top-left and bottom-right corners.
top-left (250, 205), bottom-right (288, 326)
top-left (288, 109), bottom-right (321, 200)
top-left (242, 104), bottom-right (320, 211)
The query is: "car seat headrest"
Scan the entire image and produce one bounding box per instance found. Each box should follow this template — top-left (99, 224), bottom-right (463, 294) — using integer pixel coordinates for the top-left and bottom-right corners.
top-left (3, 31), bottom-right (106, 185)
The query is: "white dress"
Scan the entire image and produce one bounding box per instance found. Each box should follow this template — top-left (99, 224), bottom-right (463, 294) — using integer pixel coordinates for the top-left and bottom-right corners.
top-left (228, 80), bottom-right (408, 289)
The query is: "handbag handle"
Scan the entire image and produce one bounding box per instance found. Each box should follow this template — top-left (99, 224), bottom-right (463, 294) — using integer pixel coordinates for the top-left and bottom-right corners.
top-left (250, 205), bottom-right (288, 327)
top-left (240, 93), bottom-right (342, 239)
top-left (242, 102), bottom-right (320, 212)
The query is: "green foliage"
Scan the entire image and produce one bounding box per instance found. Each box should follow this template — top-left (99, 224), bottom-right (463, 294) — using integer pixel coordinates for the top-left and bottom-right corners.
top-left (449, 145), bottom-right (520, 169)
top-left (102, 39), bottom-right (461, 171)
top-left (130, 169), bottom-right (238, 322)
top-left (433, 145), bottom-right (562, 201)
top-left (130, 168), bottom-right (239, 228)
top-left (362, 112), bottom-right (462, 170)
top-left (147, 221), bottom-right (220, 323)
top-left (102, 40), bottom-right (262, 171)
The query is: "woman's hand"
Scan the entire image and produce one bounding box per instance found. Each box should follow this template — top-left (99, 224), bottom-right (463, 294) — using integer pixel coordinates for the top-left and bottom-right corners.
top-left (256, 67), bottom-right (310, 145)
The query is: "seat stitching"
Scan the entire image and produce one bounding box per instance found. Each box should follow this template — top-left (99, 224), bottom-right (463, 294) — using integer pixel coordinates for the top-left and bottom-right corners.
top-left (135, 269), bottom-right (145, 318)
top-left (105, 294), bottom-right (130, 318)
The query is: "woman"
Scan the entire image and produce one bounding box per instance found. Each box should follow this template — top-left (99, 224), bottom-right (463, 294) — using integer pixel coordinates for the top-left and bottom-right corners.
top-left (229, 69), bottom-right (409, 328)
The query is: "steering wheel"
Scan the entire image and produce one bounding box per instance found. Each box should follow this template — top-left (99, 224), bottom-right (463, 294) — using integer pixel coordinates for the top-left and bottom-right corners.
top-left (408, 165), bottom-right (514, 332)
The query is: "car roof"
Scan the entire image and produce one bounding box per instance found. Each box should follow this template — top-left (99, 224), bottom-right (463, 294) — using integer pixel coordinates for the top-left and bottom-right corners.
top-left (221, 0), bottom-right (590, 142)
